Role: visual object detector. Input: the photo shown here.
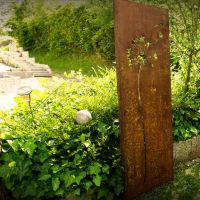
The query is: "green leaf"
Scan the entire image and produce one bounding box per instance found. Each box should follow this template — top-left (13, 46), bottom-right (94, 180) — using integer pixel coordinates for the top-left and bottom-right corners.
top-left (190, 126), bottom-right (198, 134)
top-left (8, 161), bottom-right (16, 168)
top-left (88, 162), bottom-right (102, 175)
top-left (73, 154), bottom-right (82, 165)
top-left (84, 181), bottom-right (93, 190)
top-left (6, 140), bottom-right (19, 151)
top-left (83, 140), bottom-right (91, 148)
top-left (72, 188), bottom-right (80, 196)
top-left (63, 172), bottom-right (76, 188)
top-left (75, 171), bottom-right (86, 185)
top-left (55, 188), bottom-right (64, 196)
top-left (97, 187), bottom-right (109, 199)
top-left (0, 165), bottom-right (10, 179)
top-left (40, 162), bottom-right (51, 174)
top-left (102, 165), bottom-right (110, 174)
top-left (21, 180), bottom-right (38, 198)
top-left (52, 177), bottom-right (60, 191)
top-left (93, 175), bottom-right (102, 186)
top-left (38, 174), bottom-right (51, 181)
top-left (37, 151), bottom-right (49, 163)
top-left (52, 165), bottom-right (60, 174)
top-left (106, 193), bottom-right (114, 200)
top-left (1, 132), bottom-right (14, 140)
top-left (63, 133), bottom-right (70, 139)
top-left (97, 122), bottom-right (107, 133)
top-left (114, 182), bottom-right (123, 196)
top-left (23, 141), bottom-right (37, 157)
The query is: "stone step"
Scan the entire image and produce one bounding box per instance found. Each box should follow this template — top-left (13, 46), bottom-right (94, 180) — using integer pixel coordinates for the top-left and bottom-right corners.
top-left (20, 70), bottom-right (51, 76)
top-left (10, 68), bottom-right (23, 72)
top-left (0, 71), bottom-right (33, 78)
top-left (30, 67), bottom-right (47, 71)
top-left (33, 72), bottom-right (52, 77)
top-left (0, 48), bottom-right (52, 77)
top-left (22, 67), bottom-right (51, 74)
top-left (0, 69), bottom-right (52, 77)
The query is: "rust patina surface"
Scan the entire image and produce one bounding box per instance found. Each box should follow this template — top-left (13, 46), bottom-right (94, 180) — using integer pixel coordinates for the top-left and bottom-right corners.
top-left (114, 0), bottom-right (173, 199)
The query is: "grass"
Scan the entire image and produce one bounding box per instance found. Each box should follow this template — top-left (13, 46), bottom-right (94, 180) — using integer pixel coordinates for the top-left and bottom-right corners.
top-left (136, 162), bottom-right (200, 200)
top-left (29, 50), bottom-right (112, 75)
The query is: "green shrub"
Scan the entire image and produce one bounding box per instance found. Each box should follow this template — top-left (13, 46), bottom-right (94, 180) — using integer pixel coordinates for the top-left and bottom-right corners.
top-left (7, 2), bottom-right (114, 60)
top-left (0, 69), bottom-right (123, 200)
top-left (171, 60), bottom-right (200, 141)
top-left (172, 81), bottom-right (200, 141)
top-left (92, 22), bottom-right (114, 60)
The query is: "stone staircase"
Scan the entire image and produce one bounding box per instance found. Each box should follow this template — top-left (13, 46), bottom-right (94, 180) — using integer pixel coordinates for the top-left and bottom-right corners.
top-left (0, 42), bottom-right (52, 78)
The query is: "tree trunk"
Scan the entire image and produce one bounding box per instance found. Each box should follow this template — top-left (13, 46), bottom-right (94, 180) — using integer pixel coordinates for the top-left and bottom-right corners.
top-left (0, 184), bottom-right (10, 200)
top-left (184, 51), bottom-right (193, 93)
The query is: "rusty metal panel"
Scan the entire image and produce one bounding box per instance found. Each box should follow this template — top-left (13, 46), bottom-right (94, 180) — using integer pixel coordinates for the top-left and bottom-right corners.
top-left (114, 0), bottom-right (173, 199)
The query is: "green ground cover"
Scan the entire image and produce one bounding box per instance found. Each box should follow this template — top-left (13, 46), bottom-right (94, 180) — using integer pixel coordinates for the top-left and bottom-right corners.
top-left (137, 161), bottom-right (200, 200)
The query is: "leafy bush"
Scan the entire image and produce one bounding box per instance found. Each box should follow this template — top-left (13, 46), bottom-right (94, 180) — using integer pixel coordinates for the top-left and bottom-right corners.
top-left (171, 60), bottom-right (200, 141)
top-left (7, 2), bottom-right (114, 60)
top-left (0, 69), bottom-right (123, 200)
top-left (173, 96), bottom-right (200, 141)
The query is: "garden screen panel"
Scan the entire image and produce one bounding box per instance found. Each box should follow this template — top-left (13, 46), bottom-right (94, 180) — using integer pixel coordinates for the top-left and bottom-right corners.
top-left (114, 0), bottom-right (173, 199)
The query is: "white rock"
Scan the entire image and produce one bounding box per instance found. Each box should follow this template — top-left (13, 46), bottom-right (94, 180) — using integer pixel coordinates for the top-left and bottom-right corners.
top-left (75, 110), bottom-right (92, 125)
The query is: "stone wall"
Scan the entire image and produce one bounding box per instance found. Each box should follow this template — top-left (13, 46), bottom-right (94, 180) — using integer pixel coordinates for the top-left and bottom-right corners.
top-left (174, 135), bottom-right (200, 165)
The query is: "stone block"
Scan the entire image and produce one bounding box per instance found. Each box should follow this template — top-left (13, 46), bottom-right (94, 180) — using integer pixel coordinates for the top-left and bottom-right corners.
top-left (7, 57), bottom-right (16, 67)
top-left (20, 62), bottom-right (31, 70)
top-left (41, 64), bottom-right (49, 69)
top-left (2, 55), bottom-right (9, 65)
top-left (174, 139), bottom-right (192, 163)
top-left (33, 72), bottom-right (52, 77)
top-left (14, 60), bottom-right (22, 68)
top-left (11, 52), bottom-right (21, 58)
top-left (9, 42), bottom-right (17, 52)
top-left (22, 51), bottom-right (29, 58)
top-left (191, 136), bottom-right (200, 159)
top-left (173, 142), bottom-right (177, 160)
top-left (10, 68), bottom-right (23, 72)
top-left (17, 47), bottom-right (23, 53)
top-left (29, 57), bottom-right (35, 64)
